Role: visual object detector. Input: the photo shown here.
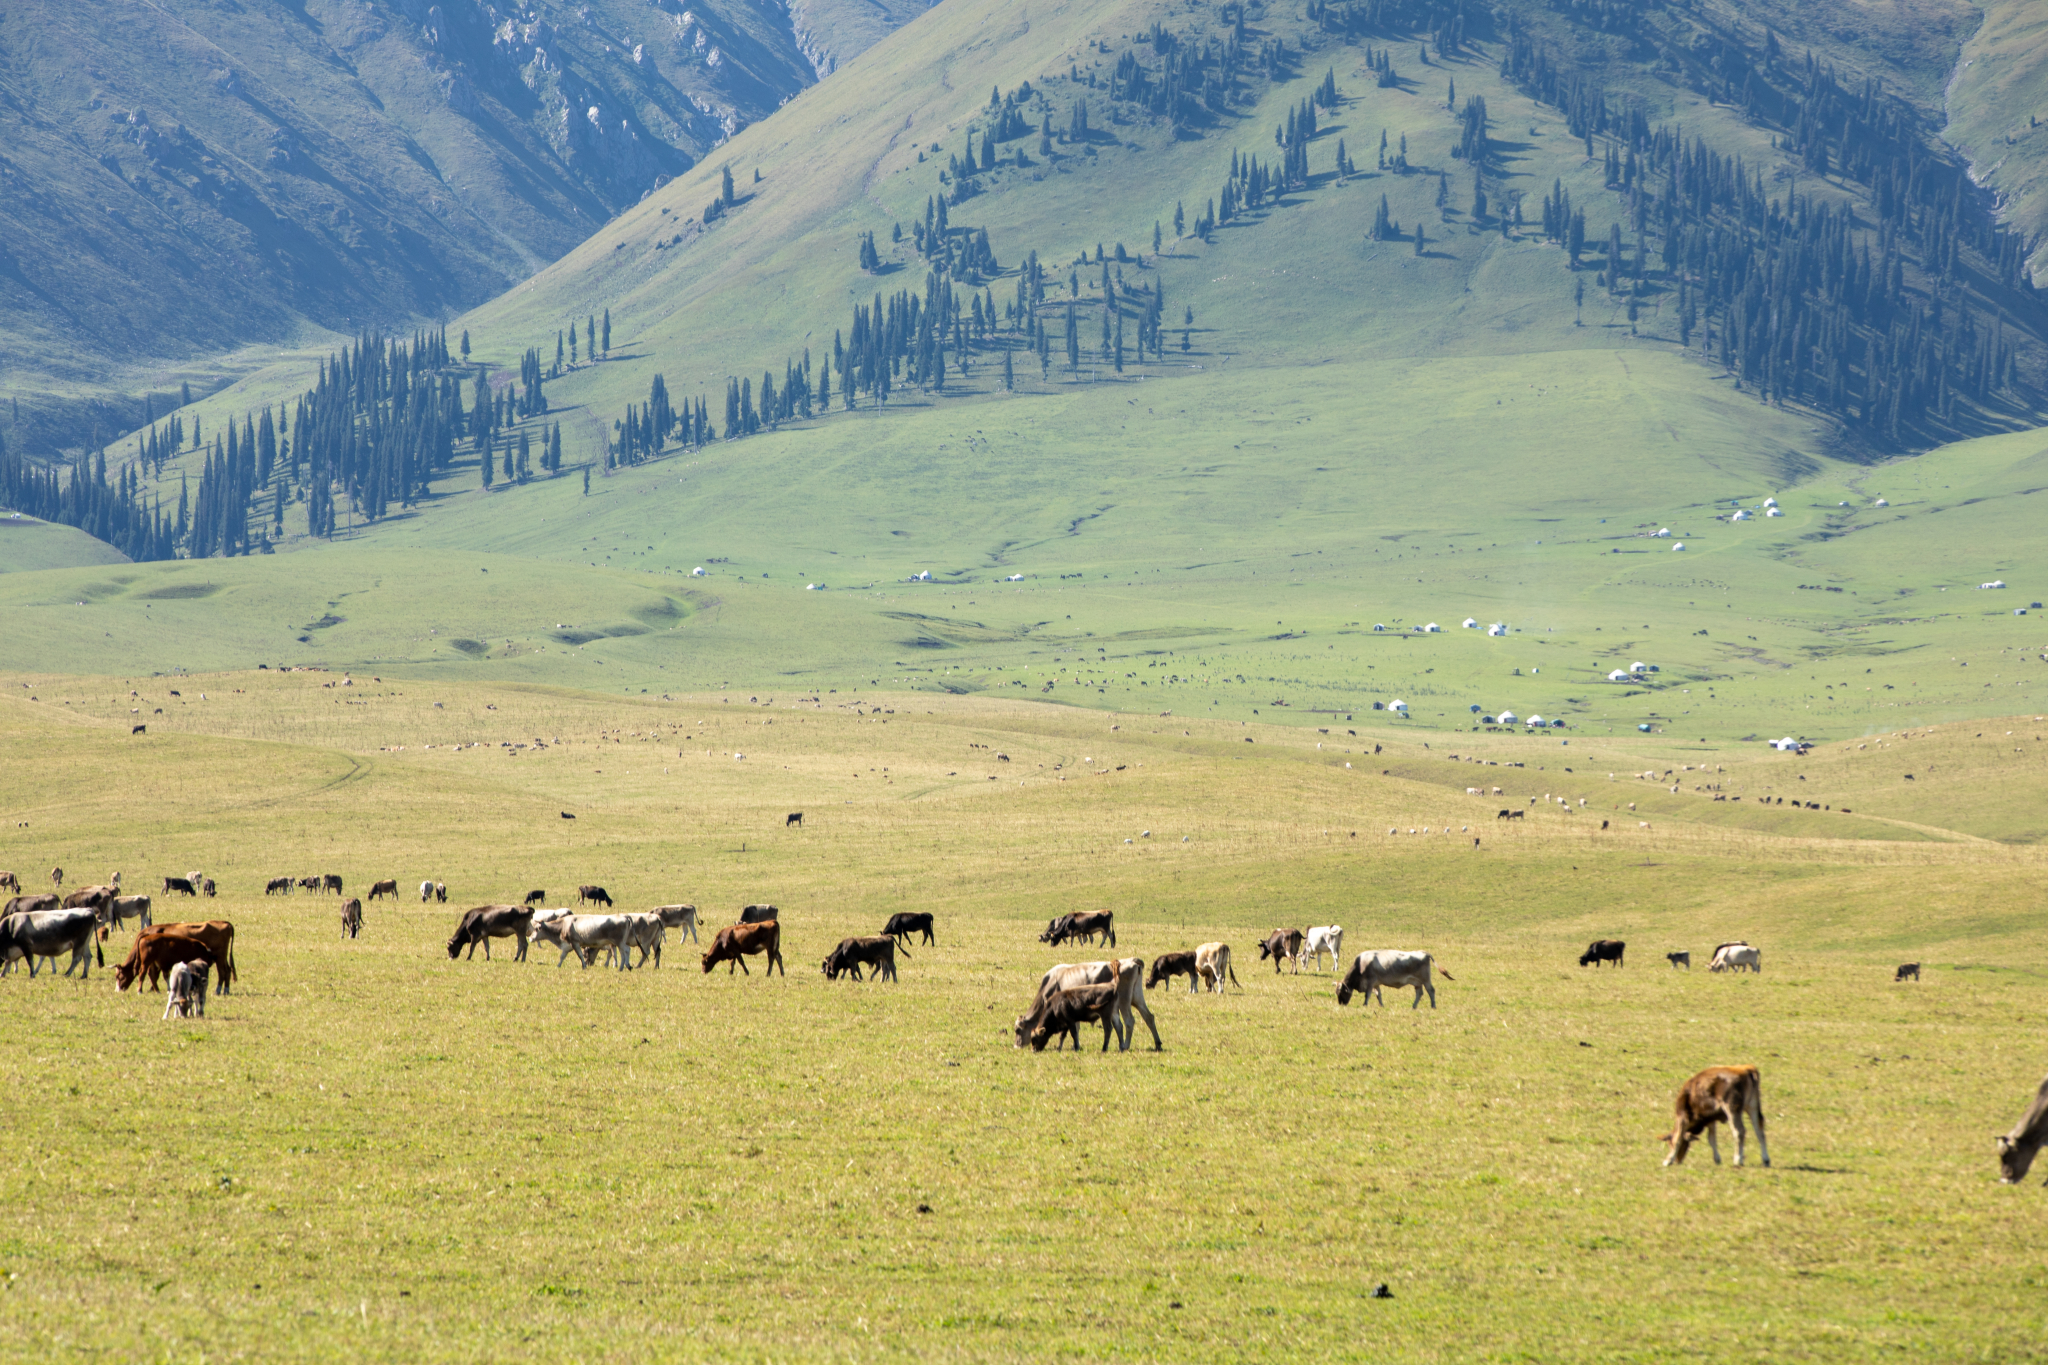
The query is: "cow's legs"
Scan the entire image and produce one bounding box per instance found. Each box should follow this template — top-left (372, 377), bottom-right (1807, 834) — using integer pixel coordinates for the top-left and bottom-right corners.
top-left (515, 932), bottom-right (528, 963)
top-left (1705, 1124), bottom-right (1723, 1165)
top-left (1132, 1001), bottom-right (1163, 1051)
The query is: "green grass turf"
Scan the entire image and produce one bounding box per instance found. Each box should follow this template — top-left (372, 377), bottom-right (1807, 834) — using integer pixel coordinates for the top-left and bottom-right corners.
top-left (2, 675), bottom-right (2047, 1360)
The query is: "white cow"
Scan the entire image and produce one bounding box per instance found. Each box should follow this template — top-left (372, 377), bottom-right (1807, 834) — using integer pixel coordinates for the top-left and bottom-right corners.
top-left (1016, 959), bottom-right (1161, 1051)
top-left (1708, 942), bottom-right (1762, 973)
top-left (419, 880), bottom-right (436, 902)
top-left (102, 894), bottom-right (152, 933)
top-left (163, 960), bottom-right (208, 1019)
top-left (653, 903), bottom-right (700, 943)
top-left (533, 913), bottom-right (633, 969)
top-left (617, 913), bottom-right (666, 968)
top-left (1301, 925), bottom-right (1345, 973)
top-left (1195, 942), bottom-right (1238, 993)
top-left (1337, 950), bottom-right (1453, 1008)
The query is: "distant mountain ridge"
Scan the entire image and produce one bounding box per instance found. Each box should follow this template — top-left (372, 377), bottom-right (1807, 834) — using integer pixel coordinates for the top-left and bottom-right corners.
top-left (0, 0), bottom-right (926, 445)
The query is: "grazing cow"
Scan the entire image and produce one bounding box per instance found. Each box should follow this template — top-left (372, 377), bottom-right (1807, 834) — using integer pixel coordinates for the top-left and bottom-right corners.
top-left (1015, 960), bottom-right (1161, 1051)
top-left (3, 893), bottom-right (59, 919)
top-left (368, 879), bottom-right (399, 902)
top-left (202, 878), bottom-right (216, 898)
top-left (419, 881), bottom-right (436, 903)
top-left (1257, 928), bottom-right (1305, 973)
top-left (1579, 939), bottom-right (1626, 968)
top-left (1895, 963), bottom-right (1921, 982)
top-left (786, 812), bottom-right (803, 827)
top-left (435, 883), bottom-right (447, 903)
top-left (0, 872), bottom-right (15, 893)
top-left (1663, 1066), bottom-right (1770, 1167)
top-left (822, 936), bottom-right (898, 982)
top-left (1146, 950), bottom-right (1201, 993)
top-left (1708, 942), bottom-right (1762, 974)
top-left (1997, 1076), bottom-right (2048, 1184)
top-left (1024, 983), bottom-right (1122, 1052)
top-left (653, 904), bottom-right (701, 943)
top-left (445, 906), bottom-right (534, 961)
top-left (266, 877), bottom-right (293, 896)
top-left (612, 914), bottom-right (665, 968)
top-left (50, 867), bottom-right (62, 887)
top-left (881, 911), bottom-right (936, 947)
top-left (62, 885), bottom-right (117, 915)
top-left (0, 908), bottom-right (101, 978)
top-left (740, 903), bottom-right (780, 925)
top-left (163, 960), bottom-right (208, 1020)
top-left (524, 889), bottom-right (547, 906)
top-left (701, 921), bottom-right (785, 975)
top-left (340, 898), bottom-right (363, 939)
top-left (103, 895), bottom-right (152, 933)
top-left (116, 922), bottom-right (236, 993)
top-left (1039, 910), bottom-right (1116, 949)
top-left (532, 912), bottom-right (634, 969)
top-left (1302, 925), bottom-right (1345, 973)
top-left (1337, 951), bottom-right (1454, 1009)
top-left (1196, 942), bottom-right (1239, 993)
top-left (132, 724), bottom-right (146, 735)
top-left (1667, 951), bottom-right (1690, 970)
top-left (576, 885), bottom-right (614, 908)
top-left (297, 876), bottom-right (321, 893)
top-left (322, 874), bottom-right (343, 895)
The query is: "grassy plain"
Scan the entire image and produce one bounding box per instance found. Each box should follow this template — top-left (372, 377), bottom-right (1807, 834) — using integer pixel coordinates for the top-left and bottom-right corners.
top-left (2, 673), bottom-right (2047, 1360)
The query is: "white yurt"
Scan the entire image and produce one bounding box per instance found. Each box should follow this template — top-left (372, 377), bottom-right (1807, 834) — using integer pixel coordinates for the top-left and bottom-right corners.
top-left (1672, 542), bottom-right (1686, 551)
top-left (1424, 622), bottom-right (1442, 633)
top-left (1764, 497), bottom-right (1778, 508)
top-left (1526, 715), bottom-right (1545, 727)
top-left (1496, 709), bottom-right (1518, 725)
top-left (1875, 498), bottom-right (1889, 507)
top-left (1766, 506), bottom-right (1783, 517)
top-left (1388, 699), bottom-right (1409, 715)
top-left (1608, 669), bottom-right (1630, 682)
top-left (1732, 509), bottom-right (1751, 521)
top-left (1463, 618), bottom-right (1479, 629)
top-left (1487, 623), bottom-right (1506, 636)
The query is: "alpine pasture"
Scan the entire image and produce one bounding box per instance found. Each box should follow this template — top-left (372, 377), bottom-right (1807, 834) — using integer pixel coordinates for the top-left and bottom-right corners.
top-left (3, 674), bottom-right (2047, 1360)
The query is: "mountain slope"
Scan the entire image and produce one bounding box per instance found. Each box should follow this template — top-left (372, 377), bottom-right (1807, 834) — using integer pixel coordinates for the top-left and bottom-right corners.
top-left (0, 0), bottom-right (925, 443)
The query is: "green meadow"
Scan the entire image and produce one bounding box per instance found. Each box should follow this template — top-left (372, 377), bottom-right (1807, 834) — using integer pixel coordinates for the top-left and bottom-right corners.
top-left (2, 676), bottom-right (2047, 1360)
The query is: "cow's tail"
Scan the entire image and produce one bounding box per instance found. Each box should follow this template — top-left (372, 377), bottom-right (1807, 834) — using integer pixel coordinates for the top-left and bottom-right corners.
top-left (95, 937), bottom-right (105, 968)
top-left (1436, 965), bottom-right (1455, 981)
top-left (1227, 960), bottom-right (1241, 989)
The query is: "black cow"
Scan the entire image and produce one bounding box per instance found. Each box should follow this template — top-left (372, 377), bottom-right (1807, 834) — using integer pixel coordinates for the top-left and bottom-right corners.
top-left (163, 876), bottom-right (198, 897)
top-left (740, 903), bottom-right (779, 925)
top-left (524, 889), bottom-right (546, 906)
top-left (1039, 911), bottom-right (1114, 948)
top-left (322, 874), bottom-right (343, 895)
top-left (822, 936), bottom-right (898, 982)
top-left (265, 877), bottom-right (293, 896)
top-left (1895, 962), bottom-right (1920, 982)
top-left (1145, 950), bottom-right (1201, 993)
top-left (577, 885), bottom-right (614, 908)
top-left (786, 812), bottom-right (803, 827)
top-left (881, 911), bottom-right (935, 947)
top-left (1578, 939), bottom-right (1626, 968)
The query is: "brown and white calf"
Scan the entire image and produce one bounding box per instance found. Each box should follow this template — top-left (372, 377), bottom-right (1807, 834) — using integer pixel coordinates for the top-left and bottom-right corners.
top-left (1663, 1065), bottom-right (1770, 1168)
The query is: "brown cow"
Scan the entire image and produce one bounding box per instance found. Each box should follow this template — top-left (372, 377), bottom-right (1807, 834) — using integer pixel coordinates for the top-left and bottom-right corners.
top-left (1146, 950), bottom-right (1201, 993)
top-left (367, 879), bottom-right (400, 902)
top-left (1038, 910), bottom-right (1114, 948)
top-left (115, 922), bottom-right (236, 994)
top-left (1663, 1066), bottom-right (1770, 1167)
top-left (340, 898), bottom-right (363, 938)
top-left (702, 920), bottom-right (784, 975)
top-left (62, 885), bottom-right (116, 913)
top-left (0, 871), bottom-right (17, 893)
top-left (446, 906), bottom-right (534, 961)
top-left (1024, 984), bottom-right (1122, 1052)
top-left (1257, 928), bottom-right (1305, 973)
top-left (821, 936), bottom-right (898, 982)
top-left (1997, 1075), bottom-right (2048, 1184)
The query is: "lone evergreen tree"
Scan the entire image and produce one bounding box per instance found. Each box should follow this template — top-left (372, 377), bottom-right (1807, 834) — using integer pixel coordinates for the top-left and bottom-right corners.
top-left (602, 309), bottom-right (611, 357)
top-left (721, 165), bottom-right (736, 206)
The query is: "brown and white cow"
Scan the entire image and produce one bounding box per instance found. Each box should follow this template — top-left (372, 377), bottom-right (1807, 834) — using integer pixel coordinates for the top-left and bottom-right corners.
top-left (702, 920), bottom-right (784, 975)
top-left (1258, 928), bottom-right (1305, 973)
top-left (1997, 1075), bottom-right (2048, 1184)
top-left (1015, 960), bottom-right (1161, 1051)
top-left (1195, 942), bottom-right (1239, 993)
top-left (1708, 942), bottom-right (1762, 973)
top-left (1663, 1065), bottom-right (1770, 1167)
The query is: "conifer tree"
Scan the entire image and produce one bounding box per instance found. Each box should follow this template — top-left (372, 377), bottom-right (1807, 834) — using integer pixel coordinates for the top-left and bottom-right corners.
top-left (721, 165), bottom-right (736, 206)
top-left (601, 309), bottom-right (611, 357)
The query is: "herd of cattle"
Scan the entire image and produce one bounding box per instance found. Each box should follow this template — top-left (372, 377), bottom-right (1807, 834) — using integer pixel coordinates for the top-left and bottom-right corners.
top-left (4, 866), bottom-right (2045, 1183)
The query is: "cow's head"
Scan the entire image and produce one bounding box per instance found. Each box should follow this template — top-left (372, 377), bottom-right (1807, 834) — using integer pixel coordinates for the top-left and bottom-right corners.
top-left (700, 951), bottom-right (718, 974)
top-left (114, 960), bottom-right (138, 991)
top-left (446, 936), bottom-right (464, 959)
top-left (1998, 1134), bottom-right (2039, 1185)
top-left (1026, 1022), bottom-right (1055, 1052)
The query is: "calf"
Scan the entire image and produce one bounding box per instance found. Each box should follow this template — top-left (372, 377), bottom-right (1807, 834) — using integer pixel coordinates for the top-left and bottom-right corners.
top-left (786, 812), bottom-right (803, 827)
top-left (881, 911), bottom-right (936, 947)
top-left (340, 898), bottom-right (363, 938)
top-left (163, 876), bottom-right (199, 897)
top-left (1195, 942), bottom-right (1239, 993)
top-left (822, 936), bottom-right (898, 982)
top-left (1895, 962), bottom-right (1920, 982)
top-left (1258, 928), bottom-right (1305, 973)
top-left (163, 960), bottom-right (209, 1020)
top-left (576, 885), bottom-right (614, 908)
top-left (1667, 951), bottom-right (1690, 970)
top-left (1337, 950), bottom-right (1452, 1009)
top-left (653, 904), bottom-right (701, 943)
top-left (1146, 950), bottom-right (1200, 993)
top-left (1302, 925), bottom-right (1344, 973)
top-left (1663, 1065), bottom-right (1770, 1167)
top-left (1579, 939), bottom-right (1626, 968)
top-left (1024, 983), bottom-right (1121, 1052)
top-left (1039, 911), bottom-right (1114, 949)
top-left (368, 879), bottom-right (399, 902)
top-left (445, 905), bottom-right (534, 961)
top-left (266, 877), bottom-right (294, 896)
top-left (739, 903), bottom-right (779, 925)
top-left (1997, 1075), bottom-right (2048, 1184)
top-left (103, 895), bottom-right (152, 933)
top-left (702, 921), bottom-right (785, 975)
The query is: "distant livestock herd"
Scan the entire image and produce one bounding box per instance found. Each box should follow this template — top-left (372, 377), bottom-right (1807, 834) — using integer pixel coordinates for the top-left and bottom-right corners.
top-left (2, 867), bottom-right (2045, 1183)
